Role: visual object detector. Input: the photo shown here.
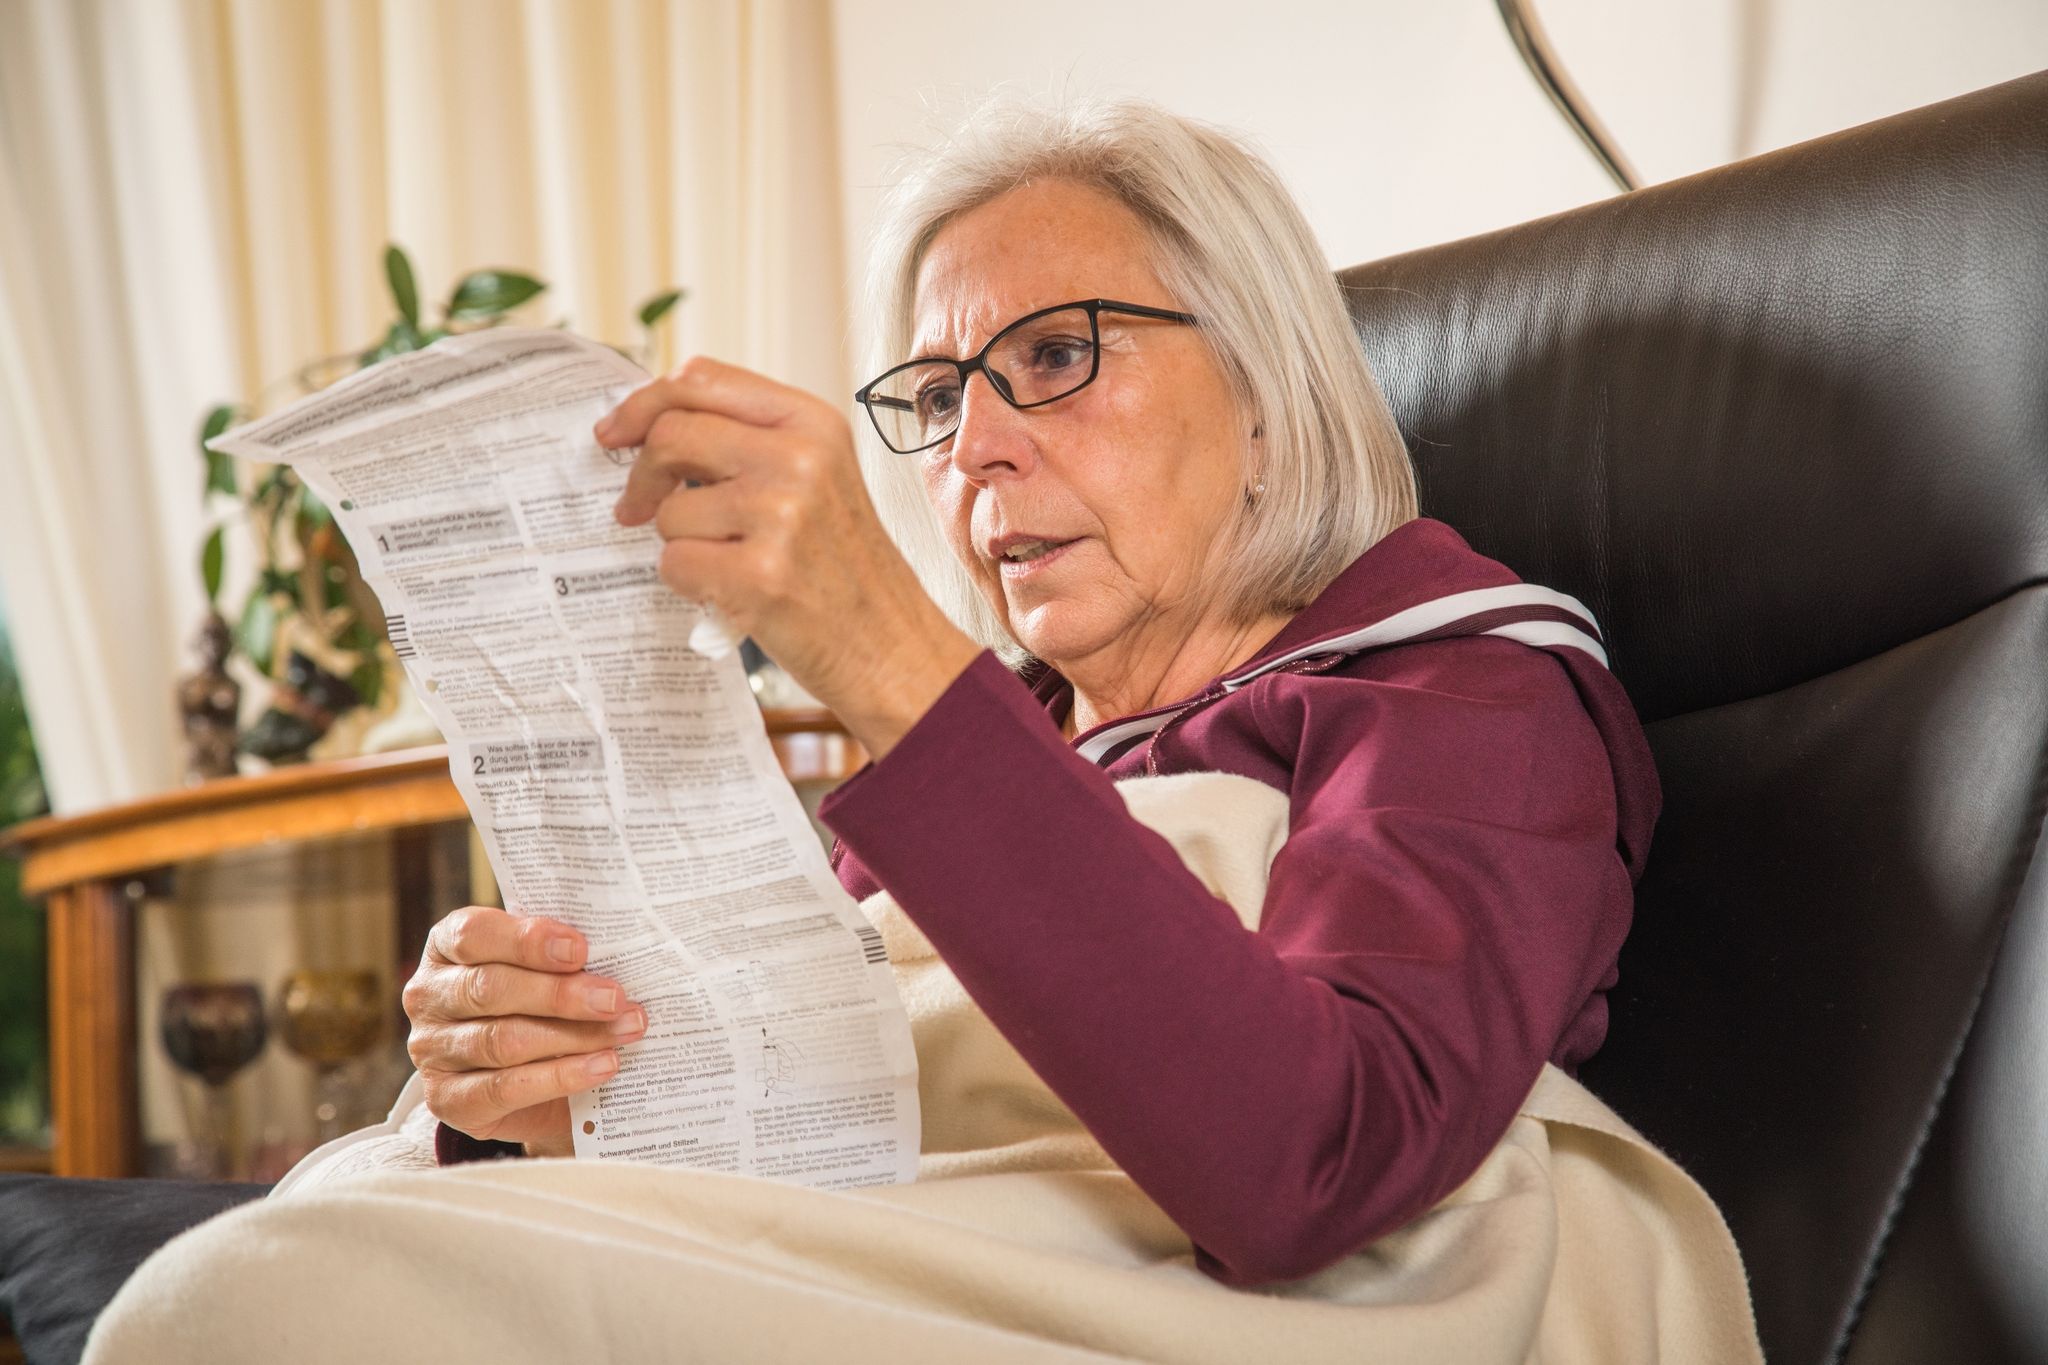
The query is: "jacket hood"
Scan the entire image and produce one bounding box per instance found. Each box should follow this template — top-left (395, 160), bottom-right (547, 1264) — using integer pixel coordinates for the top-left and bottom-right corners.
top-left (1033, 516), bottom-right (1663, 883)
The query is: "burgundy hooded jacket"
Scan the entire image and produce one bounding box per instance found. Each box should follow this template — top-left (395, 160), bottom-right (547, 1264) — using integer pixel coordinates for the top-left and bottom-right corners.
top-left (820, 515), bottom-right (1661, 1287)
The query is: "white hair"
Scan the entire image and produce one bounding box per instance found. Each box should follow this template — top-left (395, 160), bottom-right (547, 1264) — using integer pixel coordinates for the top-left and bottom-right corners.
top-left (853, 89), bottom-right (1419, 661)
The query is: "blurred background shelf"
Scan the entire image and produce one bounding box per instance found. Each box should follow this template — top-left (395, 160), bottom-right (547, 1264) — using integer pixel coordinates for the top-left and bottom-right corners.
top-left (0, 717), bottom-right (861, 1179)
top-left (0, 1145), bottom-right (50, 1173)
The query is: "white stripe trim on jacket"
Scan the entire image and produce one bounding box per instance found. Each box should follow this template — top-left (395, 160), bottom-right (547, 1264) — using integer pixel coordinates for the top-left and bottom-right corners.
top-left (1072, 584), bottom-right (1607, 766)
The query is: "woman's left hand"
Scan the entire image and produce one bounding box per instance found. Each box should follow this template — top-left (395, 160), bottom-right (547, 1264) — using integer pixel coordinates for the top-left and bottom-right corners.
top-left (599, 356), bottom-right (980, 758)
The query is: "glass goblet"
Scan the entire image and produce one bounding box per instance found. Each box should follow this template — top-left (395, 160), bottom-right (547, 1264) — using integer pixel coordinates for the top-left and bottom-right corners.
top-left (159, 981), bottom-right (269, 1178)
top-left (275, 969), bottom-right (384, 1141)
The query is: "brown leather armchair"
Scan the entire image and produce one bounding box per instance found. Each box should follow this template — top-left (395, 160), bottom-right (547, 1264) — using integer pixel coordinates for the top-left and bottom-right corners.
top-left (1341, 69), bottom-right (2048, 1365)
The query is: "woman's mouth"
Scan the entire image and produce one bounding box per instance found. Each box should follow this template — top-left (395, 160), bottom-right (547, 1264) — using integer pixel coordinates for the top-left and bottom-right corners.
top-left (997, 537), bottom-right (1079, 579)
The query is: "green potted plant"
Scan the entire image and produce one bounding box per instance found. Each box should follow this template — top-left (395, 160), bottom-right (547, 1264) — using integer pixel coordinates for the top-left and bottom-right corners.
top-left (188, 245), bottom-right (682, 771)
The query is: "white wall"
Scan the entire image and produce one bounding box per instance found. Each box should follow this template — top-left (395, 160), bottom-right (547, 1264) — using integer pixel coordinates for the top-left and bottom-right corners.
top-left (829, 0), bottom-right (2048, 374)
top-left (1538, 0), bottom-right (2048, 171)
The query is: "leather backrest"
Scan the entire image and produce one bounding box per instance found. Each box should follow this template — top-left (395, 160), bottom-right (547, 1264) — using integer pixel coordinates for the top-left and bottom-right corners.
top-left (1338, 71), bottom-right (2048, 1365)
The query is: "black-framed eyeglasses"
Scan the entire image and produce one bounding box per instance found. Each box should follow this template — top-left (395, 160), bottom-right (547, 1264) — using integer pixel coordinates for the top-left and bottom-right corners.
top-left (853, 298), bottom-right (1199, 455)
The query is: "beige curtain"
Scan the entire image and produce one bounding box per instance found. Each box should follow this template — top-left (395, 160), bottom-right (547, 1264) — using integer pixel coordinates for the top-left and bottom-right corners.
top-left (0, 0), bottom-right (849, 1171)
top-left (0, 0), bottom-right (850, 814)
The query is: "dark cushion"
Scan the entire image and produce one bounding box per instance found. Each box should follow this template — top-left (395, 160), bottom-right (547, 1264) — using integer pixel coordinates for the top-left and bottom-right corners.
top-left (0, 1175), bottom-right (269, 1365)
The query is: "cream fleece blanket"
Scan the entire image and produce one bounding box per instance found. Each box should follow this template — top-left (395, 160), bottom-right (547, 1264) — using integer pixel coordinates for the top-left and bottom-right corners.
top-left (84, 772), bottom-right (1763, 1364)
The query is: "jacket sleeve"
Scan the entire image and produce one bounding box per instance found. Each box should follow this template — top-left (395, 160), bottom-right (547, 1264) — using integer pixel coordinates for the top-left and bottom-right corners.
top-left (817, 644), bottom-right (1639, 1286)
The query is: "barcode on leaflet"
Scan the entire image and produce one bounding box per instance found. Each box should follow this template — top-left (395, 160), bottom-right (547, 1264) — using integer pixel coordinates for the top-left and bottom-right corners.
top-left (386, 613), bottom-right (415, 660)
top-left (855, 923), bottom-right (888, 964)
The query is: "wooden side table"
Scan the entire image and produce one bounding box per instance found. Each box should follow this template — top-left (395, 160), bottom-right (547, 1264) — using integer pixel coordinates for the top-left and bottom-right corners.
top-left (0, 716), bottom-right (861, 1179)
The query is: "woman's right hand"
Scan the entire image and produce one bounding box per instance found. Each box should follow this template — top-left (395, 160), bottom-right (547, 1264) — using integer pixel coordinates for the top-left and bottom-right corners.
top-left (403, 906), bottom-right (645, 1157)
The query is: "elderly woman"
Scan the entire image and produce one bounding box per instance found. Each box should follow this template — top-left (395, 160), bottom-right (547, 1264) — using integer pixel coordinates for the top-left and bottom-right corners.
top-left (86, 95), bottom-right (1761, 1364)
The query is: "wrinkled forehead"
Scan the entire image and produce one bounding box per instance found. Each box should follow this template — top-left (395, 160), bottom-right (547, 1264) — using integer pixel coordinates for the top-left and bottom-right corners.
top-left (906, 289), bottom-right (1013, 363)
top-left (907, 180), bottom-right (1166, 359)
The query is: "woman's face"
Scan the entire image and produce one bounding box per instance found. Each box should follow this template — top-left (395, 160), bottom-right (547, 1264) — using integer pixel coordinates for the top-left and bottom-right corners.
top-left (909, 178), bottom-right (1254, 671)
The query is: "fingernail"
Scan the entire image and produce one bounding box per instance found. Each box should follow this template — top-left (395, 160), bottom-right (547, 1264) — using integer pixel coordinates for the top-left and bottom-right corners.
top-left (583, 1051), bottom-right (619, 1080)
top-left (611, 1007), bottom-right (645, 1036)
top-left (546, 936), bottom-right (577, 964)
top-left (586, 984), bottom-right (621, 1014)
top-left (594, 414), bottom-right (617, 444)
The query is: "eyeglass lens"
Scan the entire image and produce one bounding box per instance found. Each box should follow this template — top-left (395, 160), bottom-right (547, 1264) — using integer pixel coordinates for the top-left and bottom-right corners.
top-left (867, 306), bottom-right (1098, 452)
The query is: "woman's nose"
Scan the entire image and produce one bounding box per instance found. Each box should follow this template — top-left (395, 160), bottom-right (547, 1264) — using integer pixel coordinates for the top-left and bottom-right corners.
top-left (947, 369), bottom-right (1039, 482)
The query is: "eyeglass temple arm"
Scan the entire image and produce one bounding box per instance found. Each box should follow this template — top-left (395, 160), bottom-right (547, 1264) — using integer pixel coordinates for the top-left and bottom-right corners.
top-left (1097, 300), bottom-right (1198, 324)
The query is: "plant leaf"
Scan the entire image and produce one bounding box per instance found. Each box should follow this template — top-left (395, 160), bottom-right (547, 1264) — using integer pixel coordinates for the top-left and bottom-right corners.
top-left (299, 487), bottom-right (332, 530)
top-left (201, 405), bottom-right (240, 496)
top-left (360, 319), bottom-right (426, 367)
top-left (236, 592), bottom-right (279, 675)
top-left (204, 450), bottom-right (238, 498)
top-left (349, 657), bottom-right (384, 709)
top-left (385, 244), bottom-right (421, 327)
top-left (335, 617), bottom-right (384, 708)
top-left (200, 525), bottom-right (225, 604)
top-left (449, 270), bottom-right (545, 319)
top-left (200, 403), bottom-right (236, 447)
top-left (335, 617), bottom-right (377, 654)
top-left (637, 288), bottom-right (686, 328)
